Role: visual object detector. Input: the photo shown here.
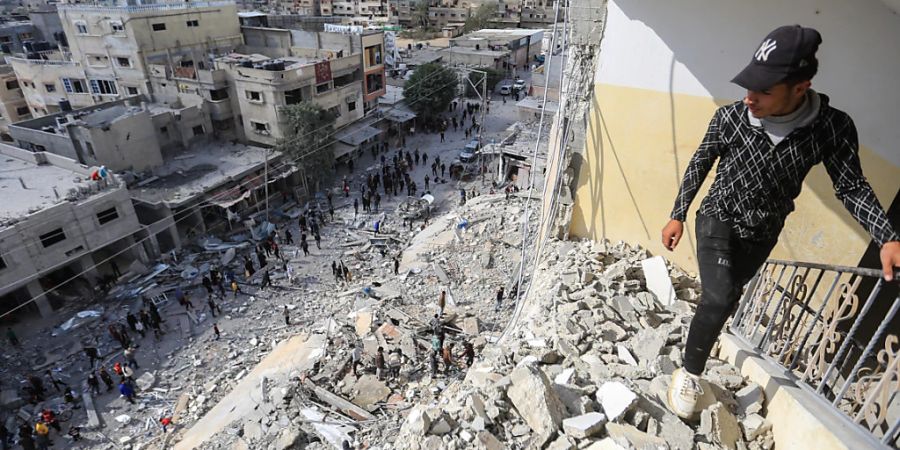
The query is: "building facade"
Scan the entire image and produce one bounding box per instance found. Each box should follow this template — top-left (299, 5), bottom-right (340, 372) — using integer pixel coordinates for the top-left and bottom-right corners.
top-left (0, 143), bottom-right (143, 318)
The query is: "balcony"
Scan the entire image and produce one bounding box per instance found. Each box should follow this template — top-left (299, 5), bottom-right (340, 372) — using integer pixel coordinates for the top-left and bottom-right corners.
top-left (722, 259), bottom-right (900, 449)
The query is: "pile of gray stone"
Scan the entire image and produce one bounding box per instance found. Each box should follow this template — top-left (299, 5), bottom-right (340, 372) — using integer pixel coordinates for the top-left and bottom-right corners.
top-left (393, 239), bottom-right (775, 450)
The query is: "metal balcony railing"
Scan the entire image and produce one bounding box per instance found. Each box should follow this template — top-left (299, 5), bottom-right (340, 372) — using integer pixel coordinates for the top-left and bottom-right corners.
top-left (729, 259), bottom-right (900, 447)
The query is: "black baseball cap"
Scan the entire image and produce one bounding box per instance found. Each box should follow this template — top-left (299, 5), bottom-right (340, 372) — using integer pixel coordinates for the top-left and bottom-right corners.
top-left (732, 25), bottom-right (822, 91)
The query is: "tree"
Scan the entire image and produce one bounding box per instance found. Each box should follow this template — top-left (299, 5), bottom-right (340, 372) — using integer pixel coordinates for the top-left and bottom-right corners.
top-left (412, 0), bottom-right (431, 29)
top-left (403, 63), bottom-right (458, 121)
top-left (462, 2), bottom-right (496, 33)
top-left (465, 67), bottom-right (504, 97)
top-left (276, 102), bottom-right (336, 193)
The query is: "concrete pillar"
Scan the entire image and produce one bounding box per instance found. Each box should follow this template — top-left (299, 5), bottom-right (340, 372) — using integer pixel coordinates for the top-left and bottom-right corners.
top-left (78, 254), bottom-right (100, 280)
top-left (24, 280), bottom-right (53, 317)
top-left (192, 208), bottom-right (207, 234)
top-left (169, 224), bottom-right (183, 250)
top-left (144, 232), bottom-right (162, 261)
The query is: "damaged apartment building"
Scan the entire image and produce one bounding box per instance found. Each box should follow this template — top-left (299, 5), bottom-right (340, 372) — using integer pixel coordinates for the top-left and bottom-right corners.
top-left (7, 96), bottom-right (283, 271)
top-left (7, 0), bottom-right (387, 155)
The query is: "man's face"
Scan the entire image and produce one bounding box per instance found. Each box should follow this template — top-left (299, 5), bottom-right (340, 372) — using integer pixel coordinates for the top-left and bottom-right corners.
top-left (743, 80), bottom-right (810, 118)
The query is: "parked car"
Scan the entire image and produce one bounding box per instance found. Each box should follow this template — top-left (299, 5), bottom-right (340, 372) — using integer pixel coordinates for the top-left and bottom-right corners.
top-left (499, 84), bottom-right (512, 95)
top-left (512, 79), bottom-right (526, 92)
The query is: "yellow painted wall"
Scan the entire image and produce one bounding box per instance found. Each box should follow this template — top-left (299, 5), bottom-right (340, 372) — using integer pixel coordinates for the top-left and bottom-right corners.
top-left (569, 83), bottom-right (900, 273)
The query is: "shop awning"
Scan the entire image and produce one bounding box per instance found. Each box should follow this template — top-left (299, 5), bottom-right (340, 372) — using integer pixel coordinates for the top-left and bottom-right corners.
top-left (383, 108), bottom-right (417, 123)
top-left (333, 141), bottom-right (356, 160)
top-left (336, 123), bottom-right (382, 146)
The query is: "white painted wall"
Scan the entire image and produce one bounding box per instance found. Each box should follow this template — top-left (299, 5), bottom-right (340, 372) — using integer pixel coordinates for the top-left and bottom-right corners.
top-left (596, 0), bottom-right (900, 166)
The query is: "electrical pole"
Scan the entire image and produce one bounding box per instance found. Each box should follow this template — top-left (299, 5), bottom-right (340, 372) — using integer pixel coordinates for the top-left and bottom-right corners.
top-left (264, 147), bottom-right (269, 223)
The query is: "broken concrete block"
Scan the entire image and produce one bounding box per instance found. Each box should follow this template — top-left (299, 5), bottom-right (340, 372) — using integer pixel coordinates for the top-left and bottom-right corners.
top-left (507, 362), bottom-right (566, 445)
top-left (475, 430), bottom-right (504, 450)
top-left (584, 438), bottom-right (628, 450)
top-left (562, 412), bottom-right (607, 438)
top-left (407, 406), bottom-right (431, 435)
top-left (462, 317), bottom-right (480, 335)
top-left (740, 413), bottom-right (771, 441)
top-left (700, 403), bottom-right (741, 450)
top-left (547, 434), bottom-right (576, 450)
top-left (599, 322), bottom-right (628, 342)
top-left (641, 256), bottom-right (676, 306)
top-left (351, 375), bottom-right (390, 411)
top-left (429, 414), bottom-right (454, 435)
top-left (275, 426), bottom-right (306, 449)
top-left (605, 422), bottom-right (669, 450)
top-left (554, 368), bottom-right (575, 385)
top-left (355, 311), bottom-right (373, 336)
top-left (658, 414), bottom-right (695, 450)
top-left (631, 328), bottom-right (667, 365)
top-left (136, 371), bottom-right (157, 391)
top-left (735, 383), bottom-right (764, 416)
top-left (596, 381), bottom-right (637, 422)
top-left (617, 344), bottom-right (638, 366)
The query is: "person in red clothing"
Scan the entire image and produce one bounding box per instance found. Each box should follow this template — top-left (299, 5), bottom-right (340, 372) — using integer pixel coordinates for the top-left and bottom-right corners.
top-left (41, 409), bottom-right (60, 432)
top-left (113, 362), bottom-right (123, 377)
top-left (160, 416), bottom-right (173, 433)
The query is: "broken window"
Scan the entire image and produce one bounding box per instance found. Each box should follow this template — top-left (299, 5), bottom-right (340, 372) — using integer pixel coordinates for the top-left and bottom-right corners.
top-left (329, 105), bottom-right (341, 118)
top-left (251, 121), bottom-right (269, 134)
top-left (96, 207), bottom-right (119, 225)
top-left (192, 125), bottom-right (204, 136)
top-left (5, 80), bottom-right (18, 90)
top-left (39, 228), bottom-right (66, 248)
top-left (365, 72), bottom-right (384, 94)
top-left (74, 21), bottom-right (88, 34)
top-left (44, 83), bottom-right (55, 92)
top-left (126, 86), bottom-right (139, 96)
top-left (152, 23), bottom-right (166, 31)
top-left (284, 87), bottom-right (303, 105)
top-left (89, 79), bottom-right (118, 96)
top-left (62, 78), bottom-right (87, 93)
top-left (209, 87), bottom-right (229, 101)
top-left (246, 90), bottom-right (262, 102)
top-left (365, 44), bottom-right (383, 67)
top-left (116, 57), bottom-right (131, 68)
top-left (186, 19), bottom-right (199, 27)
top-left (15, 106), bottom-right (29, 116)
top-left (110, 21), bottom-right (124, 33)
top-left (348, 100), bottom-right (357, 111)
top-left (315, 83), bottom-right (331, 94)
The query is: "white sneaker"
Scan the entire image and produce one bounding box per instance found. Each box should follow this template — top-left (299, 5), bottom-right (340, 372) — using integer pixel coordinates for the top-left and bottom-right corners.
top-left (667, 368), bottom-right (703, 419)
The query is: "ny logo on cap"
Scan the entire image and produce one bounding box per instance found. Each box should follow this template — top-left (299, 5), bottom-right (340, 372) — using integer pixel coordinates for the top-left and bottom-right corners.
top-left (755, 39), bottom-right (777, 62)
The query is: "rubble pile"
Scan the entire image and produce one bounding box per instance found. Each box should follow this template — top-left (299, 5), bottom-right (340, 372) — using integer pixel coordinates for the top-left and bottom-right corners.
top-left (170, 192), bottom-right (540, 449)
top-left (393, 239), bottom-right (775, 450)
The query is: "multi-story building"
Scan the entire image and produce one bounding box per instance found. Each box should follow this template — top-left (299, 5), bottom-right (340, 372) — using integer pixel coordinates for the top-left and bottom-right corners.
top-left (0, 15), bottom-right (39, 54)
top-left (0, 143), bottom-right (143, 318)
top-left (444, 28), bottom-right (543, 73)
top-left (9, 1), bottom-right (243, 117)
top-left (390, 0), bottom-right (560, 29)
top-left (0, 64), bottom-right (30, 138)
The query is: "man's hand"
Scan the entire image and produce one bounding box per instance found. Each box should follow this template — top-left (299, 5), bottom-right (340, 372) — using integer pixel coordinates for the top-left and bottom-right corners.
top-left (661, 219), bottom-right (684, 251)
top-left (880, 241), bottom-right (900, 281)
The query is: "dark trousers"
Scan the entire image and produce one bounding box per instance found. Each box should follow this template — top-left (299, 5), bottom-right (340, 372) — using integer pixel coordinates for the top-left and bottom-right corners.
top-left (683, 215), bottom-right (776, 375)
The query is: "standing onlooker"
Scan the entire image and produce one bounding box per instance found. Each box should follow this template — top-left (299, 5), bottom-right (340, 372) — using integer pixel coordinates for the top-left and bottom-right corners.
top-left (283, 305), bottom-right (290, 326)
top-left (119, 381), bottom-right (136, 404)
top-left (213, 323), bottom-right (221, 340)
top-left (374, 347), bottom-right (386, 380)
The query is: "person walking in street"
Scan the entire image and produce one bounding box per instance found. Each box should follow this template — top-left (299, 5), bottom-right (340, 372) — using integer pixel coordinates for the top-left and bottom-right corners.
top-left (283, 305), bottom-right (290, 325)
top-left (6, 327), bottom-right (19, 347)
top-left (374, 347), bottom-right (386, 380)
top-left (300, 239), bottom-right (309, 256)
top-left (40, 409), bottom-right (60, 433)
top-left (207, 295), bottom-right (221, 317)
top-left (260, 270), bottom-right (272, 289)
top-left (124, 347), bottom-right (139, 370)
top-left (353, 198), bottom-right (359, 217)
top-left (33, 422), bottom-right (49, 450)
top-left (87, 373), bottom-right (101, 395)
top-left (244, 257), bottom-right (255, 278)
top-left (160, 416), bottom-right (173, 433)
top-left (213, 323), bottom-right (221, 340)
top-left (119, 380), bottom-right (136, 404)
top-left (314, 232), bottom-right (321, 250)
top-left (661, 25), bottom-right (900, 420)
top-left (284, 228), bottom-right (293, 245)
top-left (393, 257), bottom-right (400, 276)
top-left (99, 367), bottom-right (114, 391)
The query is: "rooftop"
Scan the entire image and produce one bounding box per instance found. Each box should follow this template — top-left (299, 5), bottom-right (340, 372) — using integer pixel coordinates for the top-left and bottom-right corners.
top-left (130, 141), bottom-right (277, 207)
top-left (452, 28), bottom-right (543, 42)
top-left (57, 0), bottom-right (235, 13)
top-left (215, 53), bottom-right (321, 71)
top-left (0, 145), bottom-right (108, 227)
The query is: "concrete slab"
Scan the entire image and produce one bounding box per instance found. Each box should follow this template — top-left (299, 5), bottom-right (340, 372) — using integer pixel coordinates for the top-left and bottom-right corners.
top-left (640, 256), bottom-right (675, 307)
top-left (174, 333), bottom-right (324, 449)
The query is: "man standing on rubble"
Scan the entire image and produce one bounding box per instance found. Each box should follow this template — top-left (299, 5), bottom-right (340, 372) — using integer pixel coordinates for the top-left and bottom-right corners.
top-left (99, 367), bottom-right (114, 391)
top-left (374, 347), bottom-right (386, 380)
top-left (119, 380), bottom-right (136, 404)
top-left (283, 305), bottom-right (291, 325)
top-left (260, 270), bottom-right (272, 289)
top-left (661, 25), bottom-right (900, 420)
top-left (393, 256), bottom-right (400, 276)
top-left (207, 295), bottom-right (221, 317)
top-left (495, 287), bottom-right (504, 312)
top-left (244, 256), bottom-right (255, 278)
